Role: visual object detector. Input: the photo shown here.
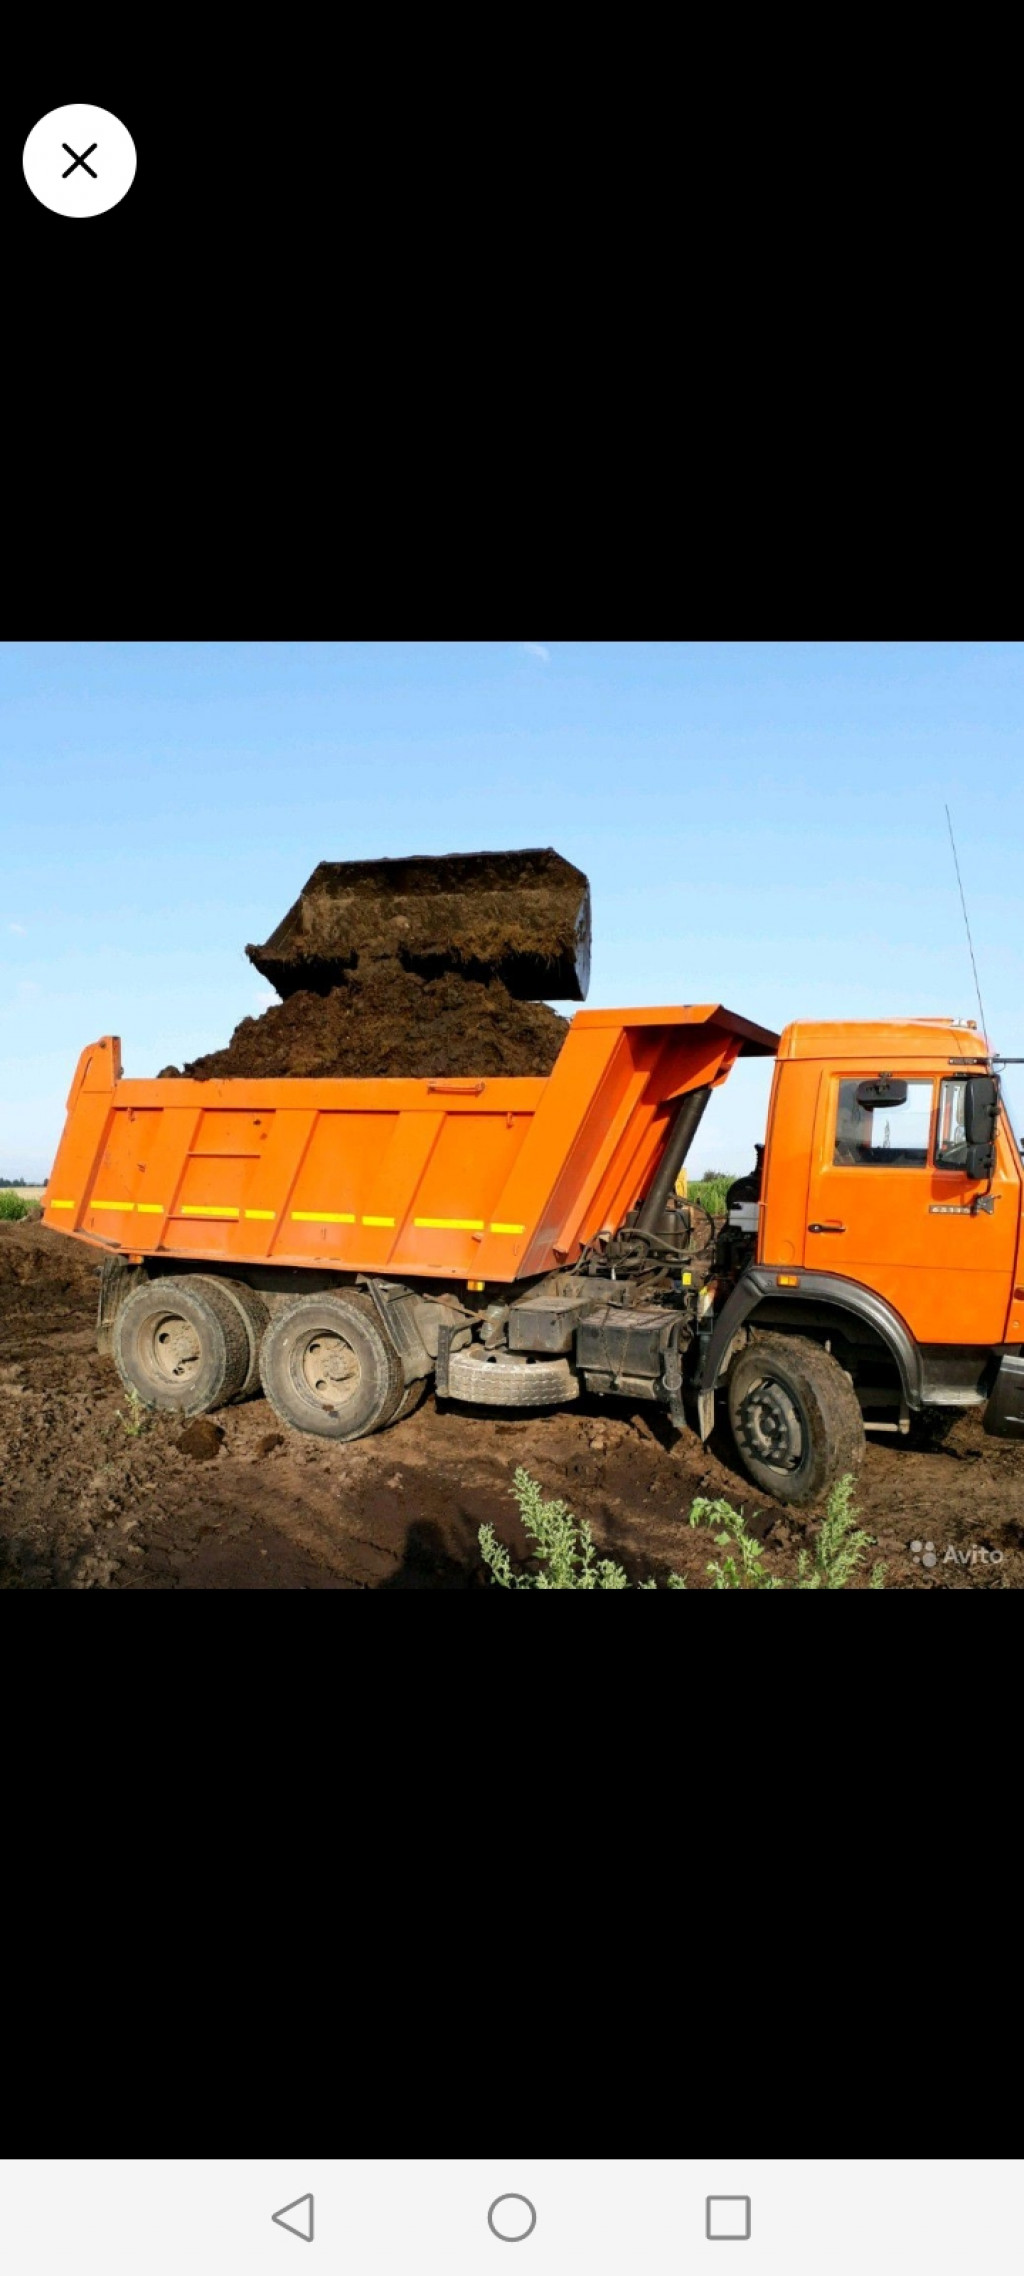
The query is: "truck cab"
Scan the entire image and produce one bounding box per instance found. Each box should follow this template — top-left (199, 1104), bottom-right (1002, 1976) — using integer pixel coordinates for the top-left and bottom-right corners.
top-left (699, 1020), bottom-right (1024, 1497)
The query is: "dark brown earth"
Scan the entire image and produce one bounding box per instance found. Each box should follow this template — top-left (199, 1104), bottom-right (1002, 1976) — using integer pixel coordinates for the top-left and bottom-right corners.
top-left (247, 846), bottom-right (592, 1003)
top-left (181, 965), bottom-right (569, 1081)
top-left (4, 1221), bottom-right (1024, 1590)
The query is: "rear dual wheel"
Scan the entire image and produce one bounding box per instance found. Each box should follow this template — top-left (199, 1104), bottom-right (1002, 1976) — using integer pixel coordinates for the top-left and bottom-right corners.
top-left (258, 1292), bottom-right (407, 1441)
top-left (112, 1275), bottom-right (270, 1417)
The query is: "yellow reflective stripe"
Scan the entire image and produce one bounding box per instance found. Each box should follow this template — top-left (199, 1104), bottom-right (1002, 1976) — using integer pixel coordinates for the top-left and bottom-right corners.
top-left (137, 1203), bottom-right (164, 1214)
top-left (490, 1222), bottom-right (525, 1234)
top-left (48, 1199), bottom-right (74, 1210)
top-left (92, 1200), bottom-right (134, 1211)
top-left (362, 1215), bottom-right (394, 1227)
top-left (291, 1210), bottom-right (355, 1224)
top-left (180, 1205), bottom-right (239, 1218)
top-left (414, 1216), bottom-right (484, 1230)
top-left (245, 1208), bottom-right (276, 1220)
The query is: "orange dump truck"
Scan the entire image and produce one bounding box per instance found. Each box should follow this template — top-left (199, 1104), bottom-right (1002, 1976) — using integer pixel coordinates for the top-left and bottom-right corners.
top-left (44, 1008), bottom-right (1024, 1502)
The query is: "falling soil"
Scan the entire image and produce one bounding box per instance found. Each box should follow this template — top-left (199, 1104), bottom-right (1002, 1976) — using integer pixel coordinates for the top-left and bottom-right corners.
top-left (248, 846), bottom-right (592, 1003)
top-left (5, 1220), bottom-right (1024, 1591)
top-left (182, 965), bottom-right (569, 1081)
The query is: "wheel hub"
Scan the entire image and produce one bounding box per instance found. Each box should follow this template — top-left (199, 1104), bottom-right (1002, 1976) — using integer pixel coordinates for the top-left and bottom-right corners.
top-left (149, 1313), bottom-right (201, 1382)
top-left (738, 1376), bottom-right (804, 1471)
top-left (302, 1331), bottom-right (360, 1406)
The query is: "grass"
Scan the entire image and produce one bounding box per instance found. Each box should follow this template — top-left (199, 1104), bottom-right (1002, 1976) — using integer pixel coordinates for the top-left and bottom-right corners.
top-left (0, 1191), bottom-right (31, 1221)
top-left (686, 1169), bottom-right (734, 1214)
top-left (691, 1476), bottom-right (885, 1589)
top-left (479, 1468), bottom-right (886, 1589)
top-left (114, 1387), bottom-right (150, 1438)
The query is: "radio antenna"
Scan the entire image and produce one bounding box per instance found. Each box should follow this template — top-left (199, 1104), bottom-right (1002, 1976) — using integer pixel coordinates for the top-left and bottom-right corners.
top-left (945, 805), bottom-right (990, 1048)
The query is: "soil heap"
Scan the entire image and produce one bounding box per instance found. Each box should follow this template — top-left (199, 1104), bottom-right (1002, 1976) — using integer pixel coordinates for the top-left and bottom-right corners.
top-left (179, 847), bottom-right (585, 1081)
top-left (182, 965), bottom-right (569, 1080)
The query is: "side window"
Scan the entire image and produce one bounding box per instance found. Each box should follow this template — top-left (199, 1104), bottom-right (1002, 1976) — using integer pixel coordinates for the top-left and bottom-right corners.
top-left (832, 1079), bottom-right (934, 1167)
top-left (935, 1077), bottom-right (969, 1169)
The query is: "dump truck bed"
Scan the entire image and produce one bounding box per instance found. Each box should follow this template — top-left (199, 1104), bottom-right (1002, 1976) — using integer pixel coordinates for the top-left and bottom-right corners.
top-left (45, 1007), bottom-right (778, 1284)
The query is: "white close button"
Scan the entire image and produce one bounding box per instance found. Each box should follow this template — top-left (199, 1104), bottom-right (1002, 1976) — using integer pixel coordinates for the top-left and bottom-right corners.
top-left (23, 105), bottom-right (136, 218)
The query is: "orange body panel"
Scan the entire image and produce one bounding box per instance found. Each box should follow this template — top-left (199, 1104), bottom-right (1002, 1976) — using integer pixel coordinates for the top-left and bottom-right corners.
top-left (762, 1023), bottom-right (1024, 1345)
top-left (45, 1008), bottom-right (777, 1284)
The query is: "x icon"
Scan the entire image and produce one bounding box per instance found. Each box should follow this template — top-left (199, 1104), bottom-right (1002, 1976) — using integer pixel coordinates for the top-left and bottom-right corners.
top-left (62, 141), bottom-right (97, 178)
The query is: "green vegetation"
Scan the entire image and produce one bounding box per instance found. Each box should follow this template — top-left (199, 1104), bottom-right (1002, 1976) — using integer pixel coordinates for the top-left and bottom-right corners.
top-left (692, 1475), bottom-right (885, 1588)
top-left (0, 1191), bottom-right (30, 1221)
top-left (479, 1468), bottom-right (886, 1590)
top-left (479, 1468), bottom-right (686, 1587)
top-left (115, 1386), bottom-right (150, 1438)
top-left (688, 1169), bottom-right (733, 1214)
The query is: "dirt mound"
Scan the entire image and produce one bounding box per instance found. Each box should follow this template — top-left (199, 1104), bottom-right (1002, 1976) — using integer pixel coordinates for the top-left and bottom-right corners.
top-left (0, 1221), bottom-right (99, 1313)
top-left (248, 846), bottom-right (591, 1003)
top-left (183, 965), bottom-right (569, 1081)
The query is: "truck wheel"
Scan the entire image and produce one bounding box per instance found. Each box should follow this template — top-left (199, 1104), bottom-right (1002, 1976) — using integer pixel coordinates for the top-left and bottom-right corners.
top-left (187, 1276), bottom-right (270, 1403)
top-left (258, 1292), bottom-right (405, 1440)
top-left (389, 1376), bottom-right (431, 1425)
top-left (112, 1276), bottom-right (249, 1416)
top-left (446, 1344), bottom-right (579, 1407)
top-left (726, 1333), bottom-right (865, 1505)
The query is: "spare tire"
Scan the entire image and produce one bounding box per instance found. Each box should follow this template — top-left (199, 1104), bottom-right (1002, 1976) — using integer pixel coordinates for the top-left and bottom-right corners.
top-left (447, 1344), bottom-right (579, 1408)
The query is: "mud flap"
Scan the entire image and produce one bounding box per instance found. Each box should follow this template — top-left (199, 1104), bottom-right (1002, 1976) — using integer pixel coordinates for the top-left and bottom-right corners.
top-left (983, 1353), bottom-right (1024, 1436)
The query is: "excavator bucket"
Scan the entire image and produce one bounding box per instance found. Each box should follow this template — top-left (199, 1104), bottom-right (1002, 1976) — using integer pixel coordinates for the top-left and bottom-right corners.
top-left (247, 847), bottom-right (592, 1002)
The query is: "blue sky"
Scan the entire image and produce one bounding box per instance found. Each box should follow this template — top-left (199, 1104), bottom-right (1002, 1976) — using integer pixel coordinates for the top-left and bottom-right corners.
top-left (3, 640), bottom-right (1023, 1179)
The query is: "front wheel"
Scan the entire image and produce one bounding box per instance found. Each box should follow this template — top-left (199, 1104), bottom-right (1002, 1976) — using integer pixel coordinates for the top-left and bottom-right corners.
top-left (726, 1333), bottom-right (865, 1505)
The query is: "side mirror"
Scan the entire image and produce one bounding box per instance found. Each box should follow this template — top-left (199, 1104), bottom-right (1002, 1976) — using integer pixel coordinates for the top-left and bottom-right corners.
top-left (964, 1074), bottom-right (999, 1145)
top-left (964, 1075), bottom-right (998, 1178)
top-left (935, 1072), bottom-right (1000, 1178)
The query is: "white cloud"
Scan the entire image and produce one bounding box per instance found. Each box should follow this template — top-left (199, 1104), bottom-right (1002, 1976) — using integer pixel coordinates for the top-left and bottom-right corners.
top-left (7, 922), bottom-right (26, 935)
top-left (520, 641), bottom-right (551, 663)
top-left (253, 990), bottom-right (279, 1010)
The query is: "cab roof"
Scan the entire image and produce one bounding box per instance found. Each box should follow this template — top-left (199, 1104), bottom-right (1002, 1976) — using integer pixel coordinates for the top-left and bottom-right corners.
top-left (776, 1019), bottom-right (990, 1062)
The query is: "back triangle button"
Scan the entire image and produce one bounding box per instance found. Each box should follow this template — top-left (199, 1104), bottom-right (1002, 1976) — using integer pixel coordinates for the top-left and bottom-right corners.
top-left (272, 2195), bottom-right (315, 2243)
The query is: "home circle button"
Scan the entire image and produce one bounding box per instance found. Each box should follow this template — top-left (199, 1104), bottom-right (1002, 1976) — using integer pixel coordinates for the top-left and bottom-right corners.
top-left (488, 2196), bottom-right (537, 2242)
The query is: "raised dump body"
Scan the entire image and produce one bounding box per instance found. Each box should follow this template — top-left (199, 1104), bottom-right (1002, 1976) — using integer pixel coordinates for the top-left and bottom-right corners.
top-left (44, 1006), bottom-right (778, 1283)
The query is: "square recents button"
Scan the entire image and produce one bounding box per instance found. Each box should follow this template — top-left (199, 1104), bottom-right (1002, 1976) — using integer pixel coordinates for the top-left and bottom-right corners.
top-left (706, 2198), bottom-right (751, 2241)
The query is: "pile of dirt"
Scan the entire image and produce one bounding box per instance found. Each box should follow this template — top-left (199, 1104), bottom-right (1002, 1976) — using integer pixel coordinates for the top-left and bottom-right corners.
top-left (0, 1219), bottom-right (99, 1317)
top-left (182, 964), bottom-right (569, 1081)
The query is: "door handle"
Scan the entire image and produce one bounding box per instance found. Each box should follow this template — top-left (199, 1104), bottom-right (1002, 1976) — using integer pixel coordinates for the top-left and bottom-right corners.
top-left (807, 1222), bottom-right (846, 1233)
